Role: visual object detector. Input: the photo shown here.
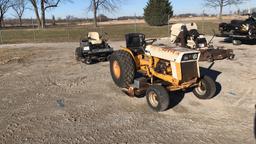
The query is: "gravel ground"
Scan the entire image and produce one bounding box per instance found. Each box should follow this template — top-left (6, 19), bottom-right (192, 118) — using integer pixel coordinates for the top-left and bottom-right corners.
top-left (0, 38), bottom-right (255, 144)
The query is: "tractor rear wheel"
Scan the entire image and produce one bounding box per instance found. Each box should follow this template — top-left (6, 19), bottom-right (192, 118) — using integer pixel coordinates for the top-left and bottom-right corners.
top-left (75, 47), bottom-right (83, 61)
top-left (110, 50), bottom-right (135, 88)
top-left (146, 85), bottom-right (170, 112)
top-left (193, 75), bottom-right (216, 99)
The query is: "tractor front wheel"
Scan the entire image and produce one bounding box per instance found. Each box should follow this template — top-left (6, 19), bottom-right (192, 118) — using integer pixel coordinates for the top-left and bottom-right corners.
top-left (85, 57), bottom-right (92, 65)
top-left (193, 76), bottom-right (216, 99)
top-left (109, 50), bottom-right (135, 88)
top-left (232, 39), bottom-right (241, 45)
top-left (146, 85), bottom-right (170, 112)
top-left (228, 54), bottom-right (235, 60)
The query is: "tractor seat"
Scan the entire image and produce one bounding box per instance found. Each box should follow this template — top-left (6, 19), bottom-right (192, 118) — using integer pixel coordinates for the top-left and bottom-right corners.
top-left (88, 32), bottom-right (102, 45)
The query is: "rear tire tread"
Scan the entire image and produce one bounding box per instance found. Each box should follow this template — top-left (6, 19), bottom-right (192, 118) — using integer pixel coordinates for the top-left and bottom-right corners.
top-left (110, 50), bottom-right (135, 88)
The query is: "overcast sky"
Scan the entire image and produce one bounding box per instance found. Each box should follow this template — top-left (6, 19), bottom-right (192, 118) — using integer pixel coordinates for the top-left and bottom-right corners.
top-left (6, 0), bottom-right (255, 19)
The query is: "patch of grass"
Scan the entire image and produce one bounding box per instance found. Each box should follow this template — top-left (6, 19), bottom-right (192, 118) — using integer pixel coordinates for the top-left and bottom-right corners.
top-left (195, 21), bottom-right (219, 35)
top-left (0, 22), bottom-right (219, 44)
top-left (0, 48), bottom-right (35, 64)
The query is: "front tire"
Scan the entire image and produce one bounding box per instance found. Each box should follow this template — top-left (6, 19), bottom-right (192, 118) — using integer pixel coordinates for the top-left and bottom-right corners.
top-left (109, 50), bottom-right (135, 88)
top-left (146, 85), bottom-right (170, 112)
top-left (228, 54), bottom-right (235, 60)
top-left (233, 39), bottom-right (241, 45)
top-left (193, 76), bottom-right (216, 99)
top-left (85, 57), bottom-right (92, 65)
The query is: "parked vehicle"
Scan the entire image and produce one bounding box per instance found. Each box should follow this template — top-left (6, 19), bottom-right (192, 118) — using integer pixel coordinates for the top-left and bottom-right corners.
top-left (75, 32), bottom-right (113, 64)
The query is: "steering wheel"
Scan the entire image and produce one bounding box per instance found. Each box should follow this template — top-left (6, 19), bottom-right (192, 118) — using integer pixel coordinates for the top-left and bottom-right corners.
top-left (145, 38), bottom-right (157, 45)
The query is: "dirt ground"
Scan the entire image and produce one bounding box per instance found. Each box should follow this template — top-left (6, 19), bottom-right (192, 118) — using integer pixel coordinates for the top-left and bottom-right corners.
top-left (0, 37), bottom-right (255, 144)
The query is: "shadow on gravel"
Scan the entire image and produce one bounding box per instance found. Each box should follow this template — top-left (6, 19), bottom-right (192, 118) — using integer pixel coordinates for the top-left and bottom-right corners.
top-left (89, 59), bottom-right (109, 65)
top-left (168, 91), bottom-right (185, 109)
top-left (78, 59), bottom-right (109, 65)
top-left (220, 37), bottom-right (256, 45)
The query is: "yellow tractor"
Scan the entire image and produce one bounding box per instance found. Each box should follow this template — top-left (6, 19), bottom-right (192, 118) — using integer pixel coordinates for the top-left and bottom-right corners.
top-left (110, 33), bottom-right (216, 112)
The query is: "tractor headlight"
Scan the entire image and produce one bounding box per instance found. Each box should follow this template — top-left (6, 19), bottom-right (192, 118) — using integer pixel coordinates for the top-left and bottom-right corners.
top-left (192, 53), bottom-right (198, 59)
top-left (183, 55), bottom-right (189, 61)
top-left (83, 46), bottom-right (90, 51)
top-left (182, 53), bottom-right (199, 61)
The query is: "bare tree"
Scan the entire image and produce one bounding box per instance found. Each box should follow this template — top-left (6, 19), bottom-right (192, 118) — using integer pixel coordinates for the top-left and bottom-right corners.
top-left (12, 0), bottom-right (27, 26)
top-left (29, 0), bottom-right (41, 28)
top-left (88, 0), bottom-right (120, 27)
top-left (29, 0), bottom-right (70, 28)
top-left (204, 0), bottom-right (248, 19)
top-left (0, 0), bottom-right (12, 28)
top-left (40, 0), bottom-right (62, 28)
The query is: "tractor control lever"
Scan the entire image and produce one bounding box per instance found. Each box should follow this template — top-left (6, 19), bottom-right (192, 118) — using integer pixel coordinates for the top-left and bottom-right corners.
top-left (208, 29), bottom-right (216, 46)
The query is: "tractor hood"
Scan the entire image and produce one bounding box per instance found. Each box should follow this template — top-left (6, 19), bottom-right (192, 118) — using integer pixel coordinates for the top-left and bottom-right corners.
top-left (145, 45), bottom-right (200, 62)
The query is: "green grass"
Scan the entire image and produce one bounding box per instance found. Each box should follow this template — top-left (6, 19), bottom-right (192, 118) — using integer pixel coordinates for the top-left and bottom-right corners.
top-left (0, 22), bottom-right (219, 44)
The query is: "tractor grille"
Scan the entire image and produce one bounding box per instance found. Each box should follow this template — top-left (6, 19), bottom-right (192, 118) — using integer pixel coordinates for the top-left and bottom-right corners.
top-left (181, 62), bottom-right (198, 82)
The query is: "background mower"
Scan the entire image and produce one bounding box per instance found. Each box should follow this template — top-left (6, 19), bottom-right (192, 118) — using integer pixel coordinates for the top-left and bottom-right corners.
top-left (170, 23), bottom-right (235, 62)
top-left (109, 33), bottom-right (217, 112)
top-left (75, 32), bottom-right (113, 64)
top-left (219, 13), bottom-right (256, 45)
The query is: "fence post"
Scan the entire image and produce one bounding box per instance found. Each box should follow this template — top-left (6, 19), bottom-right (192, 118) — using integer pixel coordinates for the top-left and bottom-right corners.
top-left (134, 13), bottom-right (137, 33)
top-left (66, 18), bottom-right (70, 41)
top-left (32, 18), bottom-right (36, 42)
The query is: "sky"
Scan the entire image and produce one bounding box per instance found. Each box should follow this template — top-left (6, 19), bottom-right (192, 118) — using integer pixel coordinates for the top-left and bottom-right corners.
top-left (6, 0), bottom-right (255, 19)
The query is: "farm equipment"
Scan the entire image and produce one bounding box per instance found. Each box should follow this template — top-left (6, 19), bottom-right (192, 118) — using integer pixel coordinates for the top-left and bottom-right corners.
top-left (109, 33), bottom-right (216, 112)
top-left (75, 32), bottom-right (113, 64)
top-left (219, 13), bottom-right (256, 45)
top-left (170, 23), bottom-right (235, 62)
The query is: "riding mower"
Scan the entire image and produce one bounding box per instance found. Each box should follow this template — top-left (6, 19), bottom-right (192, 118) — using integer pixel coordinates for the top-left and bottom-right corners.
top-left (75, 32), bottom-right (113, 64)
top-left (170, 23), bottom-right (235, 62)
top-left (109, 33), bottom-right (217, 112)
top-left (219, 13), bottom-right (256, 45)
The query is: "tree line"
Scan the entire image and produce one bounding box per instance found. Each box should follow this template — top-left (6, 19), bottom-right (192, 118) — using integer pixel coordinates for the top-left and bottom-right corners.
top-left (0, 0), bottom-right (70, 28)
top-left (0, 0), bottom-right (252, 29)
top-left (0, 0), bottom-right (123, 28)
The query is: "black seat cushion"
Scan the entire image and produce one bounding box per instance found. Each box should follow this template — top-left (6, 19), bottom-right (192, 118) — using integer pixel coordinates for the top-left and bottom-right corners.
top-left (125, 33), bottom-right (145, 50)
